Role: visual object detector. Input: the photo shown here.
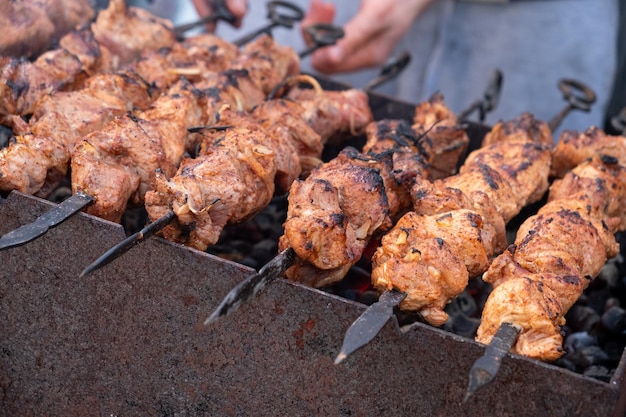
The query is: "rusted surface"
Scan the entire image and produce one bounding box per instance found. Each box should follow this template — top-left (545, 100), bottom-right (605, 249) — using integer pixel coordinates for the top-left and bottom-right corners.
top-left (0, 192), bottom-right (624, 417)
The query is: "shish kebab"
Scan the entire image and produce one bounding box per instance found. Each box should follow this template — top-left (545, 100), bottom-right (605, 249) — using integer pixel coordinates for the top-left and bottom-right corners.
top-left (0, 0), bottom-right (303, 120)
top-left (80, 69), bottom-right (373, 276)
top-left (466, 126), bottom-right (626, 398)
top-left (0, 6), bottom-right (313, 201)
top-left (203, 69), bottom-right (505, 321)
top-left (334, 79), bottom-right (597, 364)
top-left (205, 91), bottom-right (472, 322)
top-left (0, 27), bottom-right (335, 249)
top-left (77, 45), bottom-right (406, 274)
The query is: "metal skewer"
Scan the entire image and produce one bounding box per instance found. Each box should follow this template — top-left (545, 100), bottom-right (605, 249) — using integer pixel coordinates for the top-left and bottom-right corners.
top-left (334, 289), bottom-right (406, 364)
top-left (205, 247), bottom-right (296, 324)
top-left (233, 1), bottom-right (305, 47)
top-left (0, 192), bottom-right (94, 250)
top-left (464, 322), bottom-right (520, 401)
top-left (173, 0), bottom-right (237, 40)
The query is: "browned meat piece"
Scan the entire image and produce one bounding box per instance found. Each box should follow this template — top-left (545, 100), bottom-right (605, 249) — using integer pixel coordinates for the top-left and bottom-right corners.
top-left (72, 80), bottom-right (203, 221)
top-left (371, 113), bottom-right (553, 326)
top-left (412, 92), bottom-right (470, 179)
top-left (0, 71), bottom-right (154, 196)
top-left (144, 128), bottom-right (277, 250)
top-left (476, 154), bottom-right (626, 361)
top-left (232, 34), bottom-right (300, 95)
top-left (91, 0), bottom-right (176, 69)
top-left (279, 148), bottom-right (392, 287)
top-left (551, 126), bottom-right (626, 178)
top-left (127, 33), bottom-right (239, 90)
top-left (286, 86), bottom-right (373, 142)
top-left (0, 50), bottom-right (84, 117)
top-left (251, 99), bottom-right (322, 181)
top-left (199, 106), bottom-right (302, 193)
top-left (0, 0), bottom-right (95, 58)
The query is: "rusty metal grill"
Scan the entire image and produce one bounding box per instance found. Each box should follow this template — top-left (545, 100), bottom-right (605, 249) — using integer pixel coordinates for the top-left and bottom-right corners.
top-left (0, 80), bottom-right (624, 417)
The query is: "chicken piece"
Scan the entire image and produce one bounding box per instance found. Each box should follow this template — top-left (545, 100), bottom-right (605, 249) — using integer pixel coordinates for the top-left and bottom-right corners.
top-left (144, 128), bottom-right (277, 251)
top-left (199, 106), bottom-right (302, 193)
top-left (72, 80), bottom-right (203, 221)
top-left (0, 71), bottom-right (154, 196)
top-left (551, 126), bottom-right (626, 178)
top-left (0, 50), bottom-right (84, 117)
top-left (128, 33), bottom-right (239, 90)
top-left (371, 212), bottom-right (470, 326)
top-left (0, 0), bottom-right (95, 58)
top-left (286, 87), bottom-right (374, 142)
top-left (476, 276), bottom-right (565, 361)
top-left (251, 99), bottom-right (323, 178)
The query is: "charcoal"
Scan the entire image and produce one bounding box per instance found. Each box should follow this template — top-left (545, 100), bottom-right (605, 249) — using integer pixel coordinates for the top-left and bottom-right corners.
top-left (601, 306), bottom-right (625, 334)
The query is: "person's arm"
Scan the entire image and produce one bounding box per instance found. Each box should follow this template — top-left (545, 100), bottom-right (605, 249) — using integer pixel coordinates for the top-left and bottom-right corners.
top-left (190, 0), bottom-right (248, 31)
top-left (302, 0), bottom-right (436, 74)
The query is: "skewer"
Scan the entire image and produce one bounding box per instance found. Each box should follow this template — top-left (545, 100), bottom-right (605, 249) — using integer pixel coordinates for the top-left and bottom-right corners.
top-left (173, 0), bottom-right (237, 40)
top-left (333, 289), bottom-right (406, 364)
top-left (232, 1), bottom-right (305, 47)
top-left (333, 77), bottom-right (598, 367)
top-left (205, 247), bottom-right (296, 324)
top-left (464, 322), bottom-right (520, 401)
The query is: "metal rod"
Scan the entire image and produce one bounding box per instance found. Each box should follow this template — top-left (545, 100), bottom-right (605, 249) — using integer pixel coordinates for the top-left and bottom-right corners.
top-left (334, 289), bottom-right (407, 364)
top-left (464, 322), bottom-right (521, 401)
top-left (204, 247), bottom-right (296, 324)
top-left (79, 210), bottom-right (176, 278)
top-left (0, 192), bottom-right (94, 250)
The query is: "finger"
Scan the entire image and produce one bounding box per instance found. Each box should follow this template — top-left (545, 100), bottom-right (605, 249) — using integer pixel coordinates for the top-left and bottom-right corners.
top-left (310, 8), bottom-right (386, 73)
top-left (226, 0), bottom-right (247, 27)
top-left (190, 0), bottom-right (217, 32)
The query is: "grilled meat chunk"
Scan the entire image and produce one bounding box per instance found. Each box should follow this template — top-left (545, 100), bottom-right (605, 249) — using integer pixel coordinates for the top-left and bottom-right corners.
top-left (145, 128), bottom-right (278, 250)
top-left (71, 80), bottom-right (203, 222)
top-left (551, 126), bottom-right (626, 178)
top-left (0, 71), bottom-right (154, 196)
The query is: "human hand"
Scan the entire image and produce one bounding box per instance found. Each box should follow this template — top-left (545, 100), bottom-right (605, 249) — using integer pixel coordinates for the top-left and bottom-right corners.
top-left (301, 0), bottom-right (435, 74)
top-left (190, 0), bottom-right (248, 32)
